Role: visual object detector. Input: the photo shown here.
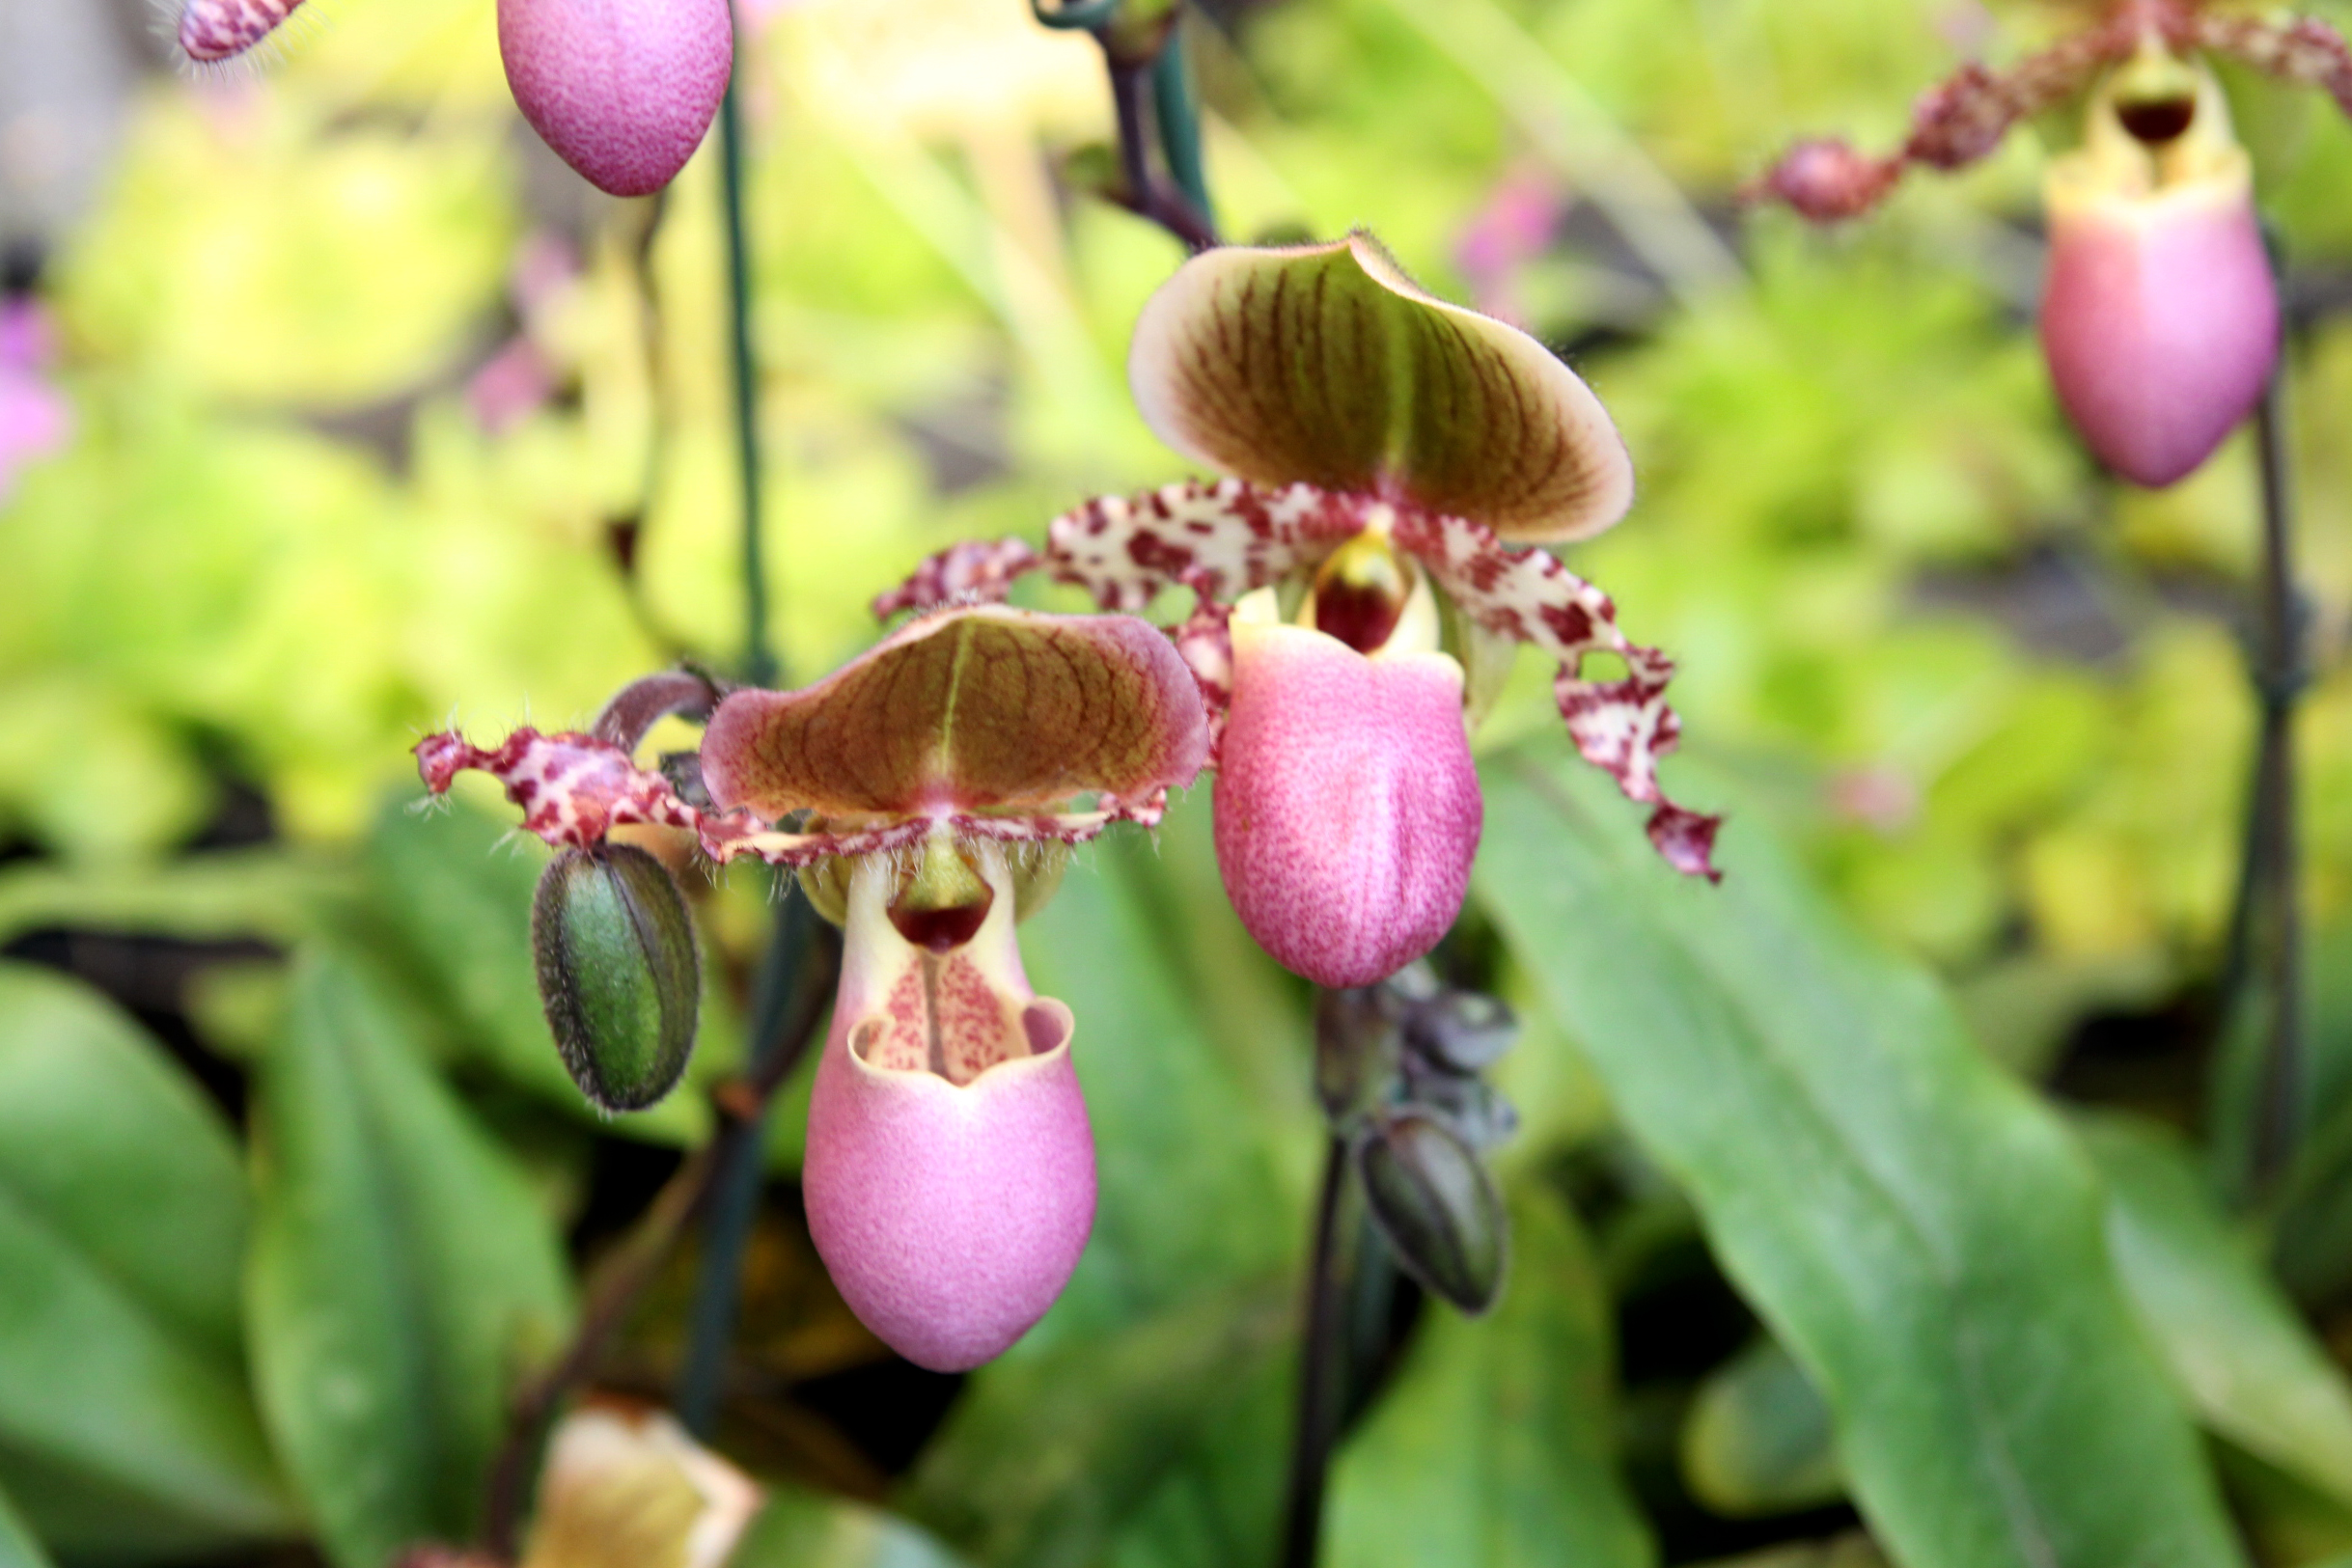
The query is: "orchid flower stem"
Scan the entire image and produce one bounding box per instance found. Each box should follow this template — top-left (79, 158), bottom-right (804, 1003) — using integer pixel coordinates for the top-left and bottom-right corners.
top-left (2236, 365), bottom-right (2309, 1191)
top-left (1150, 22), bottom-right (1215, 238)
top-left (1103, 48), bottom-right (1218, 252)
top-left (718, 64), bottom-right (776, 690)
top-left (1279, 1133), bottom-right (1351, 1568)
top-left (677, 880), bottom-right (824, 1437)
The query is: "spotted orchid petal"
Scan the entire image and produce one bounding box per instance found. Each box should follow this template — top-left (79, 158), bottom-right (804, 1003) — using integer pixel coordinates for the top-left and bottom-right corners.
top-left (2039, 62), bottom-right (2279, 488)
top-left (871, 537), bottom-right (1042, 619)
top-left (497, 0), bottom-right (733, 198)
top-left (1043, 478), bottom-right (1364, 611)
top-left (1393, 511), bottom-right (1721, 880)
top-left (413, 725), bottom-right (1178, 867)
top-left (176, 0), bottom-right (306, 63)
top-left (415, 609), bottom-right (1206, 866)
top-left (701, 604), bottom-right (1207, 825)
top-left (1214, 619), bottom-right (1483, 988)
top-left (805, 847), bottom-right (1093, 1372)
top-left (1128, 234), bottom-right (1634, 544)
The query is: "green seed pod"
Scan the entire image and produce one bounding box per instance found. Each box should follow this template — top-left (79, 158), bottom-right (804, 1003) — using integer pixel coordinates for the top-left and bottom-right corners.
top-left (1356, 1111), bottom-right (1507, 1314)
top-left (532, 845), bottom-right (701, 1114)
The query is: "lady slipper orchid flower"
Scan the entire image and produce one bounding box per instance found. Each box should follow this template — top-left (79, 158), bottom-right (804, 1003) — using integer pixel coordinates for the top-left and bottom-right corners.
top-left (877, 234), bottom-right (1719, 991)
top-left (2041, 53), bottom-right (2279, 486)
top-left (414, 605), bottom-right (1208, 1370)
top-left (1752, 0), bottom-right (2345, 486)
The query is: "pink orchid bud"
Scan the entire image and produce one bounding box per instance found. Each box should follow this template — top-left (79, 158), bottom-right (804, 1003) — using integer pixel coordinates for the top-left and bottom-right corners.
top-left (2039, 58), bottom-right (2280, 489)
top-left (1213, 585), bottom-right (1484, 989)
top-left (497, 0), bottom-right (733, 198)
top-left (803, 843), bottom-right (1094, 1373)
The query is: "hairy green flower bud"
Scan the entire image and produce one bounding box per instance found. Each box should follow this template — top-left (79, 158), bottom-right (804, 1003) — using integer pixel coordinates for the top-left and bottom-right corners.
top-left (532, 845), bottom-right (701, 1114)
top-left (1357, 1110), bottom-right (1507, 1313)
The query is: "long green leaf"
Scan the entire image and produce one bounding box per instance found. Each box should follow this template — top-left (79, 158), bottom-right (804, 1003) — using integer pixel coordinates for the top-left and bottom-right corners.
top-left (0, 964), bottom-right (290, 1559)
top-left (2085, 1114), bottom-right (2352, 1508)
top-left (732, 1485), bottom-right (970, 1568)
top-left (0, 1485), bottom-right (52, 1568)
top-left (1327, 1182), bottom-right (1653, 1568)
top-left (248, 948), bottom-right (575, 1568)
top-left (0, 850), bottom-right (347, 949)
top-left (902, 1282), bottom-right (1290, 1568)
top-left (1476, 748), bottom-right (2245, 1568)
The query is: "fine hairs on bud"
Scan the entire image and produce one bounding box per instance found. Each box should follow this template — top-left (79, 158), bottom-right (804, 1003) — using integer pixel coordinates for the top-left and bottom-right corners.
top-left (162, 0), bottom-right (317, 72)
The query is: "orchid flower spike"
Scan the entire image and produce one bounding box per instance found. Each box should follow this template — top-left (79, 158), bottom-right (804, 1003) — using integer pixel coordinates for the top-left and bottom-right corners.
top-left (1749, 0), bottom-right (2346, 486)
top-left (877, 234), bottom-right (1718, 992)
top-left (498, 0), bottom-right (733, 197)
top-left (414, 606), bottom-right (1209, 1370)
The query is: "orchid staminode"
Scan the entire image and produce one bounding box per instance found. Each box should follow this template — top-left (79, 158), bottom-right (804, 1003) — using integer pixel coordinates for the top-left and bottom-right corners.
top-left (415, 605), bottom-right (1208, 1370)
top-left (879, 234), bottom-right (1718, 991)
top-left (1750, 0), bottom-right (2342, 487)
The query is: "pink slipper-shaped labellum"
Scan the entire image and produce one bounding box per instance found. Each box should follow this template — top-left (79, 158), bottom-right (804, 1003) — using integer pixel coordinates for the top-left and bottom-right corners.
top-left (2039, 63), bottom-right (2279, 489)
top-left (1214, 619), bottom-right (1483, 989)
top-left (498, 0), bottom-right (733, 198)
top-left (804, 850), bottom-right (1095, 1372)
top-left (178, 0), bottom-right (305, 63)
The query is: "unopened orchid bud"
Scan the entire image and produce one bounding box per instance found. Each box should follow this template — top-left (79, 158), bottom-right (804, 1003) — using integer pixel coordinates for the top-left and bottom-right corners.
top-left (2039, 55), bottom-right (2280, 489)
top-left (1356, 1110), bottom-right (1506, 1313)
top-left (803, 843), bottom-right (1094, 1372)
top-left (532, 844), bottom-right (702, 1113)
top-left (497, 0), bottom-right (733, 198)
top-left (177, 0), bottom-right (305, 64)
top-left (1214, 574), bottom-right (1483, 989)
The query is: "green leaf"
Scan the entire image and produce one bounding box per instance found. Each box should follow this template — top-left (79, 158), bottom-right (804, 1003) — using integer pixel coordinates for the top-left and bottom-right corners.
top-left (732, 1486), bottom-right (969, 1568)
top-left (0, 1486), bottom-right (51, 1568)
top-left (0, 850), bottom-right (348, 950)
top-left (1475, 746), bottom-right (2247, 1568)
top-left (2084, 1114), bottom-right (2352, 1509)
top-left (1682, 1339), bottom-right (1843, 1518)
top-left (0, 964), bottom-right (291, 1560)
top-left (901, 1282), bottom-right (1290, 1568)
top-left (248, 947), bottom-right (576, 1568)
top-left (1326, 1182), bottom-right (1653, 1568)
top-left (1104, 1357), bottom-right (1293, 1568)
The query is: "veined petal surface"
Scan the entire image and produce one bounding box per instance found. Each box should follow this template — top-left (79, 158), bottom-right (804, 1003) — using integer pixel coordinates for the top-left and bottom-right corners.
top-left (1129, 234), bottom-right (1633, 543)
top-left (702, 606), bottom-right (1207, 823)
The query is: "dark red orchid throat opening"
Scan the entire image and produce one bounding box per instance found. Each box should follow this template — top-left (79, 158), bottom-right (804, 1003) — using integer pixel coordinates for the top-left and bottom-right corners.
top-left (850, 958), bottom-right (1071, 1087)
top-left (1310, 534), bottom-right (1416, 654)
top-left (2117, 92), bottom-right (2197, 143)
top-left (885, 839), bottom-right (997, 952)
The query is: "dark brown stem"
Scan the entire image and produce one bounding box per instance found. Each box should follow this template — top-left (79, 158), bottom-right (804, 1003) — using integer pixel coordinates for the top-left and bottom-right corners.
top-left (1104, 55), bottom-right (1218, 253)
top-left (1278, 1135), bottom-right (1351, 1568)
top-left (2245, 368), bottom-right (2308, 1189)
top-left (479, 1142), bottom-right (715, 1561)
